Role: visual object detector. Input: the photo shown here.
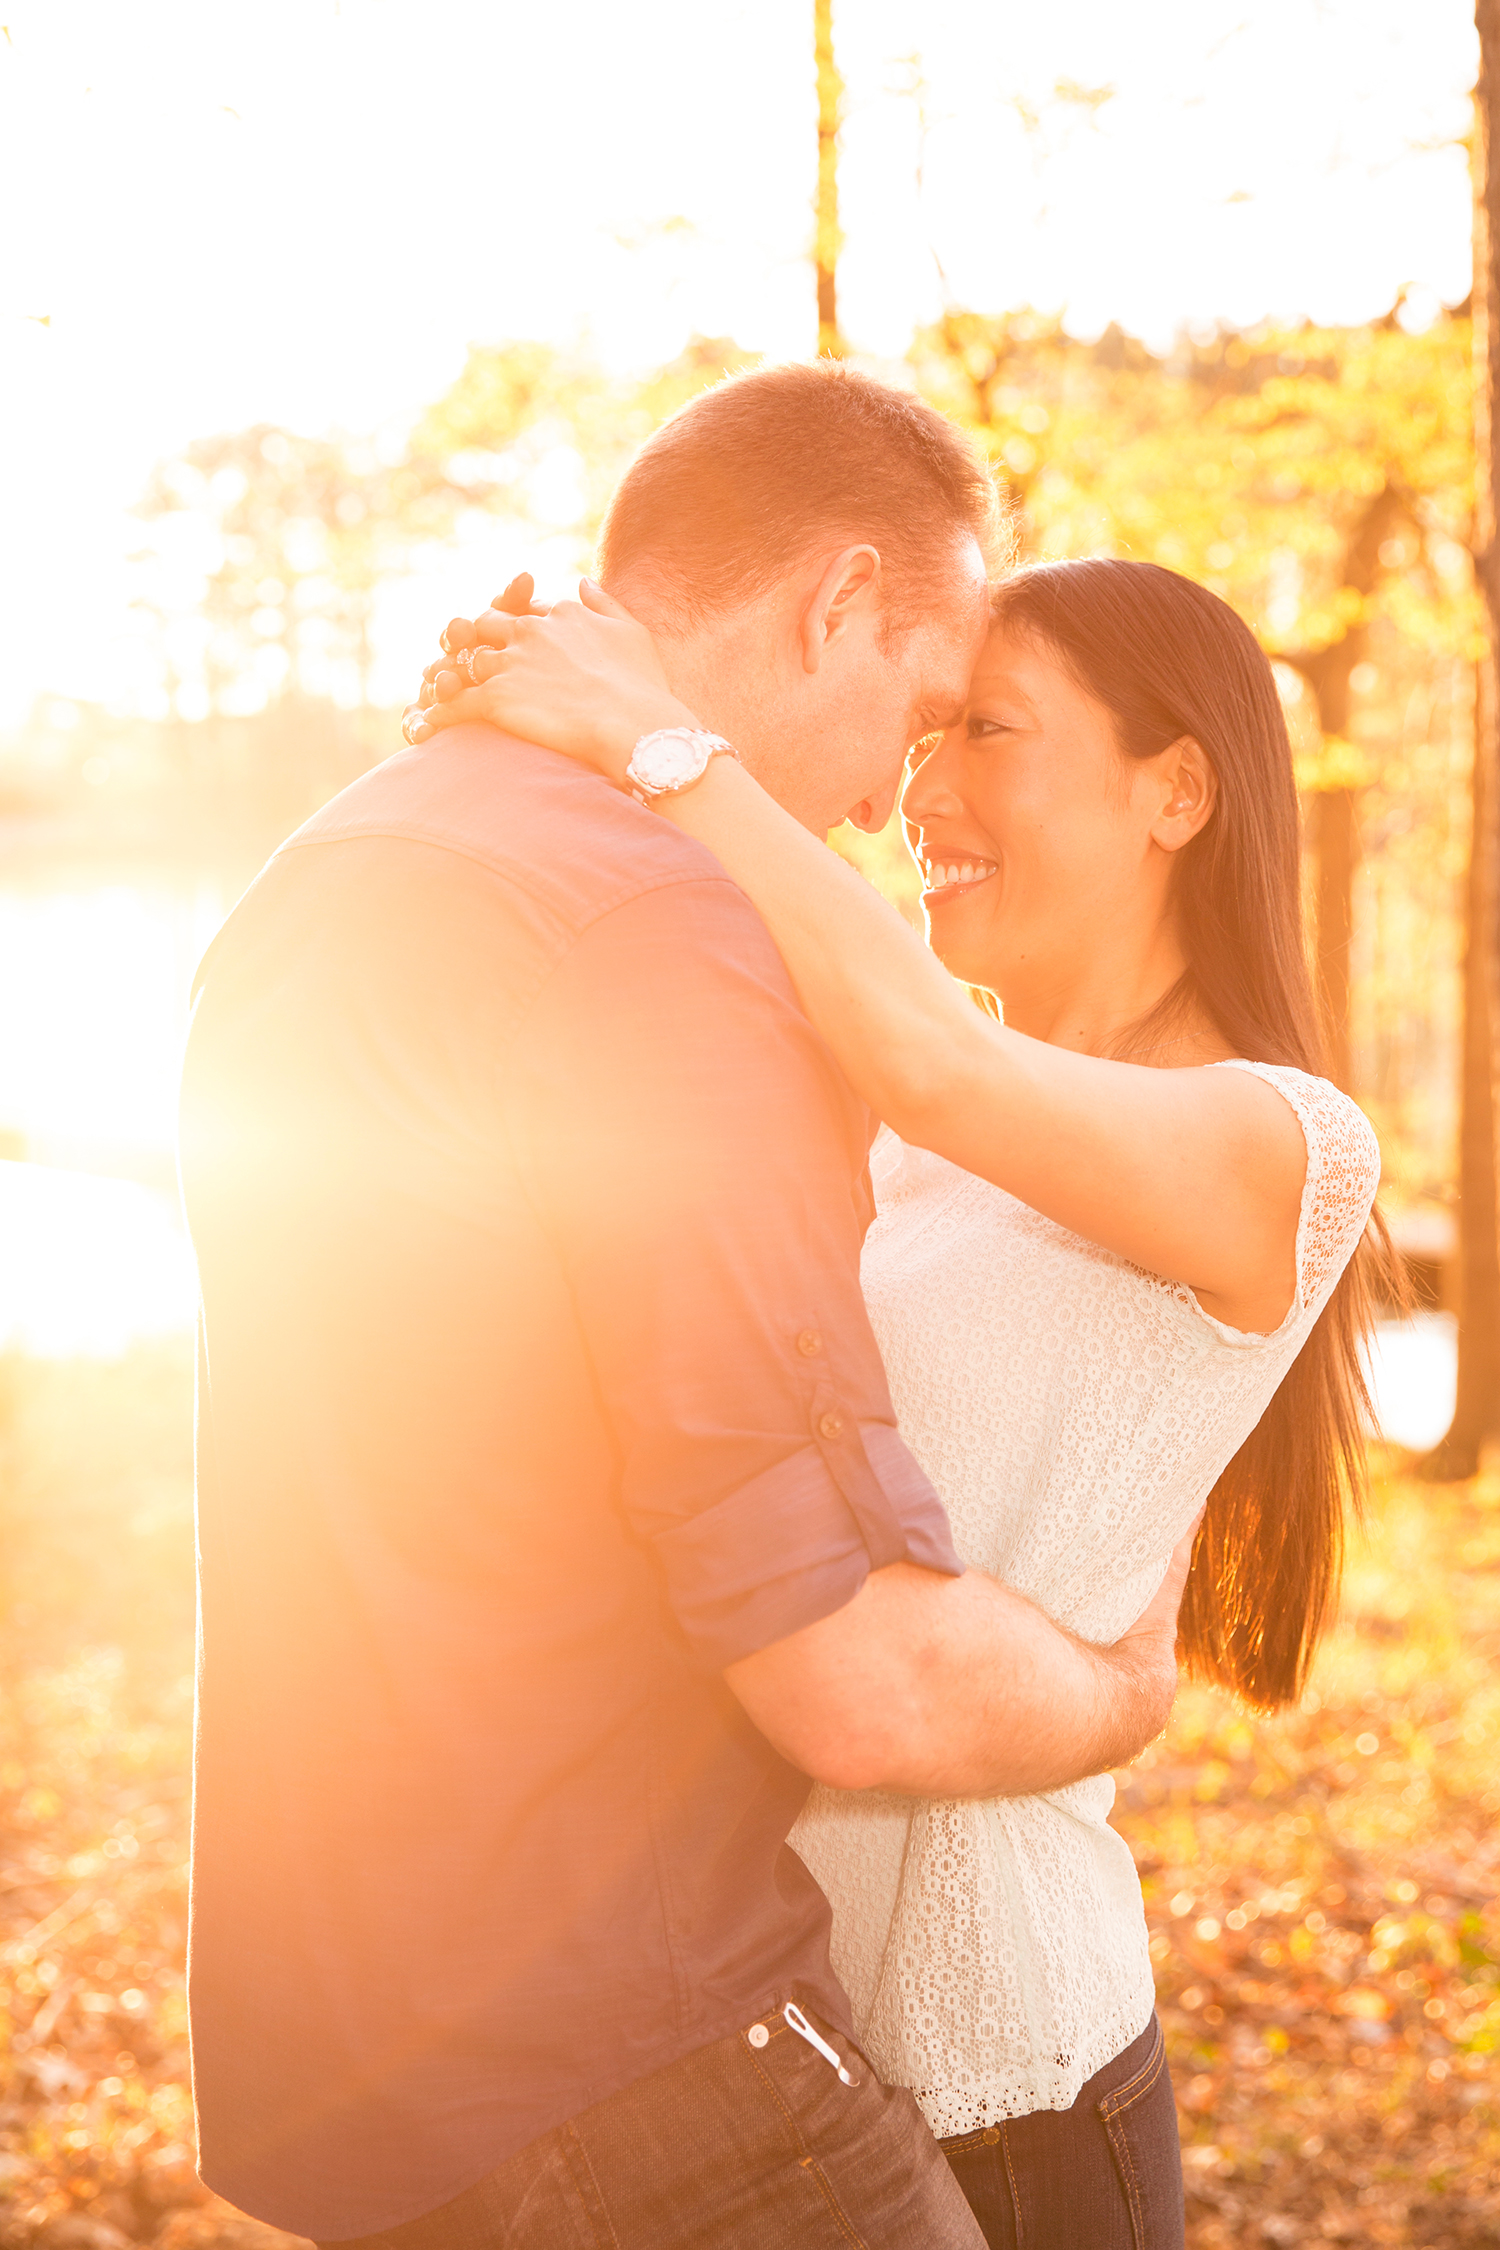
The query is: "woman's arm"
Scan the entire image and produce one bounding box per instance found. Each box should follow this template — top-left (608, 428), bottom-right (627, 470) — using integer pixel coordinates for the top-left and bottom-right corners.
top-left (639, 757), bottom-right (1305, 1334)
top-left (408, 590), bottom-right (1307, 1334)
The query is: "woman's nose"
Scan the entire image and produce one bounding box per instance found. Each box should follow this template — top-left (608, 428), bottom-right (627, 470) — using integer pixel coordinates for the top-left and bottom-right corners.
top-left (901, 736), bottom-right (966, 823)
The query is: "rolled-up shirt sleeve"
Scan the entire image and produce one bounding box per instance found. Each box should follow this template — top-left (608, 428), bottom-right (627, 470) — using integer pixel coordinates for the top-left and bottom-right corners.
top-left (507, 871), bottom-right (962, 1670)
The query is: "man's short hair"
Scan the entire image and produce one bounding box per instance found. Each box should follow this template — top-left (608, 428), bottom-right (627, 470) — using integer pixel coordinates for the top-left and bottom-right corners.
top-left (598, 360), bottom-right (999, 632)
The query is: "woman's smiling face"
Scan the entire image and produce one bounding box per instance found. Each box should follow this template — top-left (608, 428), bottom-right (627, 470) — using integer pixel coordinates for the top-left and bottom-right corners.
top-left (901, 619), bottom-right (1179, 1002)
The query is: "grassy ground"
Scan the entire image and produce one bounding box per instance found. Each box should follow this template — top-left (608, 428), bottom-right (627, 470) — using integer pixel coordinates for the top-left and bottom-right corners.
top-left (0, 1345), bottom-right (1495, 2248)
top-left (1118, 1454), bottom-right (1500, 2247)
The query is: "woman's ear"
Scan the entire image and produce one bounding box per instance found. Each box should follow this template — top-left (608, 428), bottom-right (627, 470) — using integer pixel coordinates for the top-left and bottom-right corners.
top-left (1150, 735), bottom-right (1217, 853)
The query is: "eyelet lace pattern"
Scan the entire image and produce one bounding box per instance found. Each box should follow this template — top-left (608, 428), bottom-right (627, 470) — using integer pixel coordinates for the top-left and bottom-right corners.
top-left (789, 1062), bottom-right (1380, 2134)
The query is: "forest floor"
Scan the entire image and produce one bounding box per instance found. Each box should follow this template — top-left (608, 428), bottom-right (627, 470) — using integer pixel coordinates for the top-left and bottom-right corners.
top-left (0, 1342), bottom-right (1496, 2249)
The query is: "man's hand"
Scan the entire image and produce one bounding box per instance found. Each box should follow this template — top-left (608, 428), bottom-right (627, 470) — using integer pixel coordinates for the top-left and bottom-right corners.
top-left (727, 1513), bottom-right (1203, 1801)
top-left (1082, 1507), bottom-right (1205, 1772)
top-left (1114, 1510), bottom-right (1203, 1680)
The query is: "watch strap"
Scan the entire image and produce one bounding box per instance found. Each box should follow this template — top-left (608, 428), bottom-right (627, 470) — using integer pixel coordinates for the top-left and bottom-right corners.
top-left (626, 728), bottom-right (741, 803)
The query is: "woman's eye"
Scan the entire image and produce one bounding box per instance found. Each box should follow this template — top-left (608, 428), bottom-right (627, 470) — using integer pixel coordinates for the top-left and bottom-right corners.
top-left (967, 715), bottom-right (1011, 741)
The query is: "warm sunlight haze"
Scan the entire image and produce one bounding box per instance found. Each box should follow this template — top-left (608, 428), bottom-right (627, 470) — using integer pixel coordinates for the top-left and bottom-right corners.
top-left (1, 6), bottom-right (1497, 2247)
top-left (0, 0), bottom-right (1477, 720)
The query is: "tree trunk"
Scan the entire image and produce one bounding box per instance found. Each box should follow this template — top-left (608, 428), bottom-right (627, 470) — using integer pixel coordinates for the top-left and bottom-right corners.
top-left (1425, 3), bottom-right (1500, 1475)
top-left (1286, 481), bottom-right (1399, 1091)
top-left (1427, 664), bottom-right (1500, 1473)
top-left (1314, 787), bottom-right (1357, 1093)
top-left (814, 0), bottom-right (844, 357)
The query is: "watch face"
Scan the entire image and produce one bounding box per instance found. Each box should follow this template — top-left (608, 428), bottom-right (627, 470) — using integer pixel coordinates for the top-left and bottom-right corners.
top-left (635, 729), bottom-right (707, 791)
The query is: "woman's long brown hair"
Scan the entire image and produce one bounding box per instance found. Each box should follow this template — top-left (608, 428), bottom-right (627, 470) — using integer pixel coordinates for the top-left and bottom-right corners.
top-left (989, 557), bottom-right (1400, 1710)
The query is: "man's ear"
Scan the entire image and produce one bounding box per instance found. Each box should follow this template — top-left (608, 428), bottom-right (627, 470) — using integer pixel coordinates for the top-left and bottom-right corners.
top-left (1149, 735), bottom-right (1217, 853)
top-left (798, 546), bottom-right (882, 675)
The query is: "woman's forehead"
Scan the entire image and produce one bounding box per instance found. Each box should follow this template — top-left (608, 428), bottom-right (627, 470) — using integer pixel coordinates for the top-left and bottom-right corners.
top-left (966, 619), bottom-right (1061, 700)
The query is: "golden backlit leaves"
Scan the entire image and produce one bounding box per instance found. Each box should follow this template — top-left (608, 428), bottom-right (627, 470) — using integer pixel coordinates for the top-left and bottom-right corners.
top-left (901, 305), bottom-right (1478, 1196)
top-left (409, 333), bottom-right (761, 571)
top-left (813, 0), bottom-right (845, 360)
top-left (911, 308), bottom-right (1478, 683)
top-left (136, 425), bottom-right (462, 714)
top-left (99, 292), bottom-right (1490, 1211)
top-left (1116, 1455), bottom-right (1500, 2247)
top-left (1294, 736), bottom-right (1379, 794)
top-left (1, 1356), bottom-right (1494, 2247)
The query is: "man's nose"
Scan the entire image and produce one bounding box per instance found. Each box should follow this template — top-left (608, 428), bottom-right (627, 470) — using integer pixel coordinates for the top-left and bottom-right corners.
top-left (845, 774), bottom-right (901, 833)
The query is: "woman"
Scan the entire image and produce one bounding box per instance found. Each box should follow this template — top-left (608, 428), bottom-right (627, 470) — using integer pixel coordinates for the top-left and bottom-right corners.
top-left (405, 558), bottom-right (1385, 2250)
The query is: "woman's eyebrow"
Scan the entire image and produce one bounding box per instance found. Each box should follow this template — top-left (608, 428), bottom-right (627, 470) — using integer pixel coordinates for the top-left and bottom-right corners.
top-left (968, 676), bottom-right (1034, 717)
top-left (916, 694), bottom-right (970, 733)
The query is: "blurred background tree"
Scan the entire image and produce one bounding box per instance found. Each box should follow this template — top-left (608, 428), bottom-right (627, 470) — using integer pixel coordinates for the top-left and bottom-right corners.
top-left (136, 424), bottom-right (461, 717)
top-left (904, 309), bottom-right (1479, 1216)
top-left (2, 9), bottom-right (1497, 2242)
top-left (814, 0), bottom-right (845, 359)
top-left (9, 291), bottom-right (1480, 1315)
top-left (410, 333), bottom-right (756, 556)
top-left (0, 0), bottom-right (1489, 1431)
top-left (1429, 0), bottom-right (1500, 1477)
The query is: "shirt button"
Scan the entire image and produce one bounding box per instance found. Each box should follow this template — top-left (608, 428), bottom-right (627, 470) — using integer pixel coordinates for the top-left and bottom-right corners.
top-left (818, 1412), bottom-right (844, 1441)
top-left (748, 2023), bottom-right (770, 2048)
top-left (797, 1329), bottom-right (823, 1357)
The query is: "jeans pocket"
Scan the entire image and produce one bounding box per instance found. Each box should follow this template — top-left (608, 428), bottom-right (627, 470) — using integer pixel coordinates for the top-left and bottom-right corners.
top-left (1096, 2019), bottom-right (1185, 2250)
top-left (938, 2125), bottom-right (1004, 2158)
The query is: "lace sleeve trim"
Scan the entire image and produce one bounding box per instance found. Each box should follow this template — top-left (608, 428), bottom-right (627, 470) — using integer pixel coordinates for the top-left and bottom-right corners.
top-left (1180, 1060), bottom-right (1381, 1344)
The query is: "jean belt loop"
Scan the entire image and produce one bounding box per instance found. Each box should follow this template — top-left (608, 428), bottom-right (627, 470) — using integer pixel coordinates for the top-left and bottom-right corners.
top-left (782, 2001), bottom-right (858, 2085)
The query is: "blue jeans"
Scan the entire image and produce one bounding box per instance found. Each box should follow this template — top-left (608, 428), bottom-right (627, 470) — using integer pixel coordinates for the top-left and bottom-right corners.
top-left (318, 2000), bottom-right (985, 2249)
top-left (939, 2016), bottom-right (1185, 2250)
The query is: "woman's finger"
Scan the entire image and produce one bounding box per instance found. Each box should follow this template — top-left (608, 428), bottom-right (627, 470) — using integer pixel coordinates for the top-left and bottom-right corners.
top-left (579, 576), bottom-right (635, 620)
top-left (443, 649), bottom-right (503, 687)
top-left (405, 699), bottom-right (462, 743)
top-left (472, 609), bottom-right (524, 649)
top-left (404, 677), bottom-right (497, 745)
top-left (410, 639), bottom-right (494, 723)
top-left (448, 642), bottom-right (512, 686)
top-left (425, 673), bottom-right (468, 707)
top-left (492, 573), bottom-right (550, 615)
top-left (440, 616), bottom-right (478, 656)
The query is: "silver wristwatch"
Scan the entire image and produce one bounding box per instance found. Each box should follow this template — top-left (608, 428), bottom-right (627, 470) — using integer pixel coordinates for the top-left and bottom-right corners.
top-left (625, 726), bottom-right (740, 804)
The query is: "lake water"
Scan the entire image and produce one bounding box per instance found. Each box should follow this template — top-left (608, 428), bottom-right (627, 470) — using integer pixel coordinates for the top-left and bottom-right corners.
top-left (0, 865), bottom-right (220, 1353)
top-left (0, 1158), bottom-right (198, 1356)
top-left (0, 870), bottom-right (1465, 1451)
top-left (0, 873), bottom-right (227, 1181)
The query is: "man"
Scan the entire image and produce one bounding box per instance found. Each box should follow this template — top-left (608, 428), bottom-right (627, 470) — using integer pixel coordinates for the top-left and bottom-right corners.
top-left (179, 362), bottom-right (1187, 2249)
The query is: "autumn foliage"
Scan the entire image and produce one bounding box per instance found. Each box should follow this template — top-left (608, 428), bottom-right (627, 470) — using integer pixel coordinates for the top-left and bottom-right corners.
top-left (1, 301), bottom-right (1495, 2246)
top-left (0, 1354), bottom-right (1495, 2249)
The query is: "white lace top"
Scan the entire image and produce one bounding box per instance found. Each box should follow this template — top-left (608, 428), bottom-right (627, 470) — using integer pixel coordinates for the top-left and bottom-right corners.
top-left (789, 1061), bottom-right (1380, 2136)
